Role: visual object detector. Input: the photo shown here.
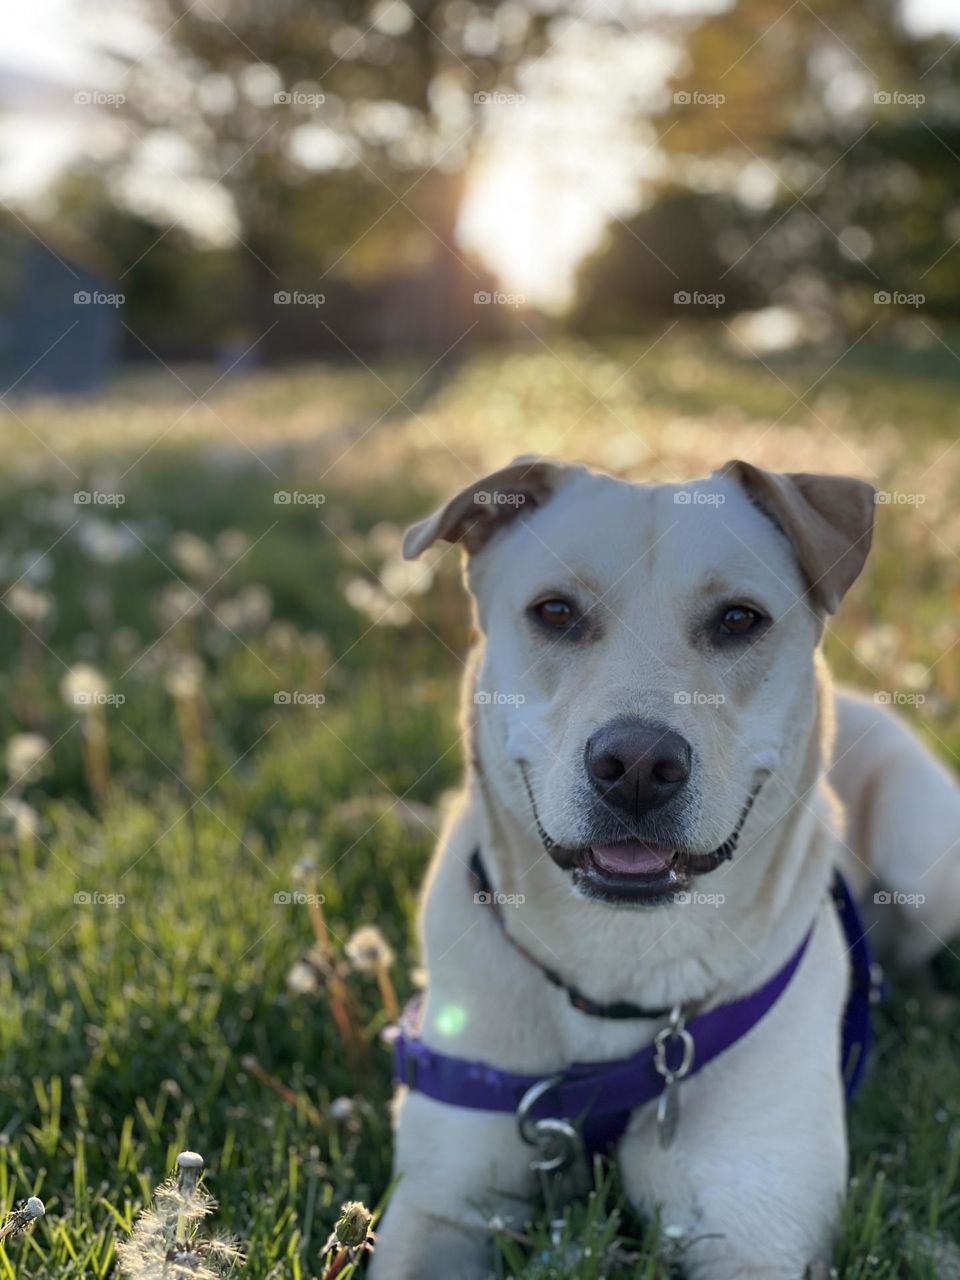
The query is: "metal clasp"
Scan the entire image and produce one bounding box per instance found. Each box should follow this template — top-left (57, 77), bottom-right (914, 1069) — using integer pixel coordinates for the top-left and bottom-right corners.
top-left (516, 1075), bottom-right (590, 1235)
top-left (652, 1004), bottom-right (695, 1149)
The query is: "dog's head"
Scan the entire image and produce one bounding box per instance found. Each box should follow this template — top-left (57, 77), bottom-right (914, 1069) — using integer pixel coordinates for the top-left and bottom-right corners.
top-left (405, 457), bottom-right (874, 906)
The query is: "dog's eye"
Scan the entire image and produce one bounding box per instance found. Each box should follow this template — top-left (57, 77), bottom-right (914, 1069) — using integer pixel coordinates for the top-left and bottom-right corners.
top-left (531, 597), bottom-right (577, 629)
top-left (719, 605), bottom-right (764, 636)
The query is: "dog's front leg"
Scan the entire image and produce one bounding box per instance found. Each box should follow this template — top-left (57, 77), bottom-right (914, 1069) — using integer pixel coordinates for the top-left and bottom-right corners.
top-left (616, 1039), bottom-right (847, 1280)
top-left (372, 1088), bottom-right (535, 1280)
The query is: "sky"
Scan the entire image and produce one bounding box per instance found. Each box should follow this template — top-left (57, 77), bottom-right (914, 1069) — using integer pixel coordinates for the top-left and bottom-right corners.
top-left (2, 0), bottom-right (959, 307)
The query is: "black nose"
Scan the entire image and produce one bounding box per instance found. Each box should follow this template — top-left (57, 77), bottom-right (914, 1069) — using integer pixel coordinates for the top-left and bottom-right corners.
top-left (584, 719), bottom-right (691, 817)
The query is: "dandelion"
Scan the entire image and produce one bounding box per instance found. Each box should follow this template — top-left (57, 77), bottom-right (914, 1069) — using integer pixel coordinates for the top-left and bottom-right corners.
top-left (5, 733), bottom-right (50, 788)
top-left (0, 1196), bottom-right (45, 1242)
top-left (4, 582), bottom-right (54, 627)
top-left (4, 581), bottom-right (55, 671)
top-left (346, 925), bottom-right (399, 1022)
top-left (169, 532), bottom-right (218, 581)
top-left (214, 529), bottom-right (250, 562)
top-left (116, 1149), bottom-right (243, 1279)
top-left (60, 664), bottom-right (111, 803)
top-left (320, 1200), bottom-right (374, 1278)
top-left (0, 796), bottom-right (41, 854)
top-left (214, 585), bottom-right (273, 636)
top-left (155, 583), bottom-right (205, 630)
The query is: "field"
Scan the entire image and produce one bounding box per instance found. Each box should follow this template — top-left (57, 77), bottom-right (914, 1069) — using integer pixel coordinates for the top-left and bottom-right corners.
top-left (0, 327), bottom-right (958, 1278)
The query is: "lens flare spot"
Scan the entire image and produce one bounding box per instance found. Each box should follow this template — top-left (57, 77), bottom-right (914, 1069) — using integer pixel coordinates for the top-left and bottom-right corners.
top-left (434, 1004), bottom-right (467, 1037)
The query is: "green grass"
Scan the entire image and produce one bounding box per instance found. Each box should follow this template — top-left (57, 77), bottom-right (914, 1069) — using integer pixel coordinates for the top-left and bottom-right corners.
top-left (0, 330), bottom-right (957, 1278)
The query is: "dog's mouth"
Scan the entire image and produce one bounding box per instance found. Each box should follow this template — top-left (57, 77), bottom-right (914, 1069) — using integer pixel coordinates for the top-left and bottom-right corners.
top-left (520, 765), bottom-right (762, 906)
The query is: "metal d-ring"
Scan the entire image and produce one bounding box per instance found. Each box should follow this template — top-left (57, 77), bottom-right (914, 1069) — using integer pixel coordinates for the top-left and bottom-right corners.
top-left (516, 1075), bottom-right (584, 1174)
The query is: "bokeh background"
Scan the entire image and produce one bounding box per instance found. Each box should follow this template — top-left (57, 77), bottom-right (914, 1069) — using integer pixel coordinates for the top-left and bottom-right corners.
top-left (1, 1), bottom-right (959, 1277)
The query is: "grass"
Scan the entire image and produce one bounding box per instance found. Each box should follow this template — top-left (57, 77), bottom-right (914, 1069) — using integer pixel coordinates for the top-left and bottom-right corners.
top-left (0, 325), bottom-right (958, 1278)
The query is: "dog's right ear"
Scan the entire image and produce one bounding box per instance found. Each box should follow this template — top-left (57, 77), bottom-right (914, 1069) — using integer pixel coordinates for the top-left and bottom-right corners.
top-left (402, 456), bottom-right (574, 560)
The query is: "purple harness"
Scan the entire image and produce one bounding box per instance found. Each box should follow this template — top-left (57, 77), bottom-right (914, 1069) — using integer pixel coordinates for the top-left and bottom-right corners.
top-left (393, 859), bottom-right (880, 1156)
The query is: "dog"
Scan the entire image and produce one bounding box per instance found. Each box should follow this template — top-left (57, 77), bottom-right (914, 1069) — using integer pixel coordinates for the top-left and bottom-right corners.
top-left (372, 458), bottom-right (960, 1280)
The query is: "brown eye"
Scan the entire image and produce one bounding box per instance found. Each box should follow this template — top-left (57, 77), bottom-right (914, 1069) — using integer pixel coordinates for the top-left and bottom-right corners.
top-left (532, 598), bottom-right (576, 628)
top-left (719, 604), bottom-right (764, 636)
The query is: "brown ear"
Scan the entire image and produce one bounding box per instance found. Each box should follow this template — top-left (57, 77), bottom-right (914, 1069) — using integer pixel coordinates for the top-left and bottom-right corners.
top-left (402, 457), bottom-right (574, 560)
top-left (721, 460), bottom-right (875, 613)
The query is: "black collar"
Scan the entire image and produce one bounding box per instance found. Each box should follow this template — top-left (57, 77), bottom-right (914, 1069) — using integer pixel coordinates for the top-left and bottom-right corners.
top-left (469, 848), bottom-right (675, 1020)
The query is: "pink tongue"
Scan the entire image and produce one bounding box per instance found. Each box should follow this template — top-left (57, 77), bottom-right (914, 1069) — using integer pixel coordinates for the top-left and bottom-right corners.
top-left (591, 841), bottom-right (675, 875)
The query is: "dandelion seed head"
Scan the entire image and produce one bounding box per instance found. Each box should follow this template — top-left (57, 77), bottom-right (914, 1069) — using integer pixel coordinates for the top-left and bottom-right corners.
top-left (345, 925), bottom-right (395, 973)
top-left (335, 1200), bottom-right (372, 1247)
top-left (5, 733), bottom-right (50, 784)
top-left (60, 664), bottom-right (109, 709)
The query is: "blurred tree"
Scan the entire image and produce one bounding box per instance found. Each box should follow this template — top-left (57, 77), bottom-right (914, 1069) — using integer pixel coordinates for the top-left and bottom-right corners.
top-left (574, 0), bottom-right (960, 335)
top-left (100, 0), bottom-right (554, 347)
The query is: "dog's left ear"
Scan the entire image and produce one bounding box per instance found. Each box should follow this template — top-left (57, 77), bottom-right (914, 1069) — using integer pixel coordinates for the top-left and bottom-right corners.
top-left (721, 460), bottom-right (875, 613)
top-left (403, 456), bottom-right (575, 559)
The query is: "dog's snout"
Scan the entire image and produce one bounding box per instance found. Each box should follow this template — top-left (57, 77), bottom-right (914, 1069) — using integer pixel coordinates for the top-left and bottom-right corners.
top-left (585, 719), bottom-right (691, 817)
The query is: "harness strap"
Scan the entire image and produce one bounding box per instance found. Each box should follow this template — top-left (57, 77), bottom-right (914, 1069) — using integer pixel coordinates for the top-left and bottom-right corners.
top-left (393, 869), bottom-right (879, 1155)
